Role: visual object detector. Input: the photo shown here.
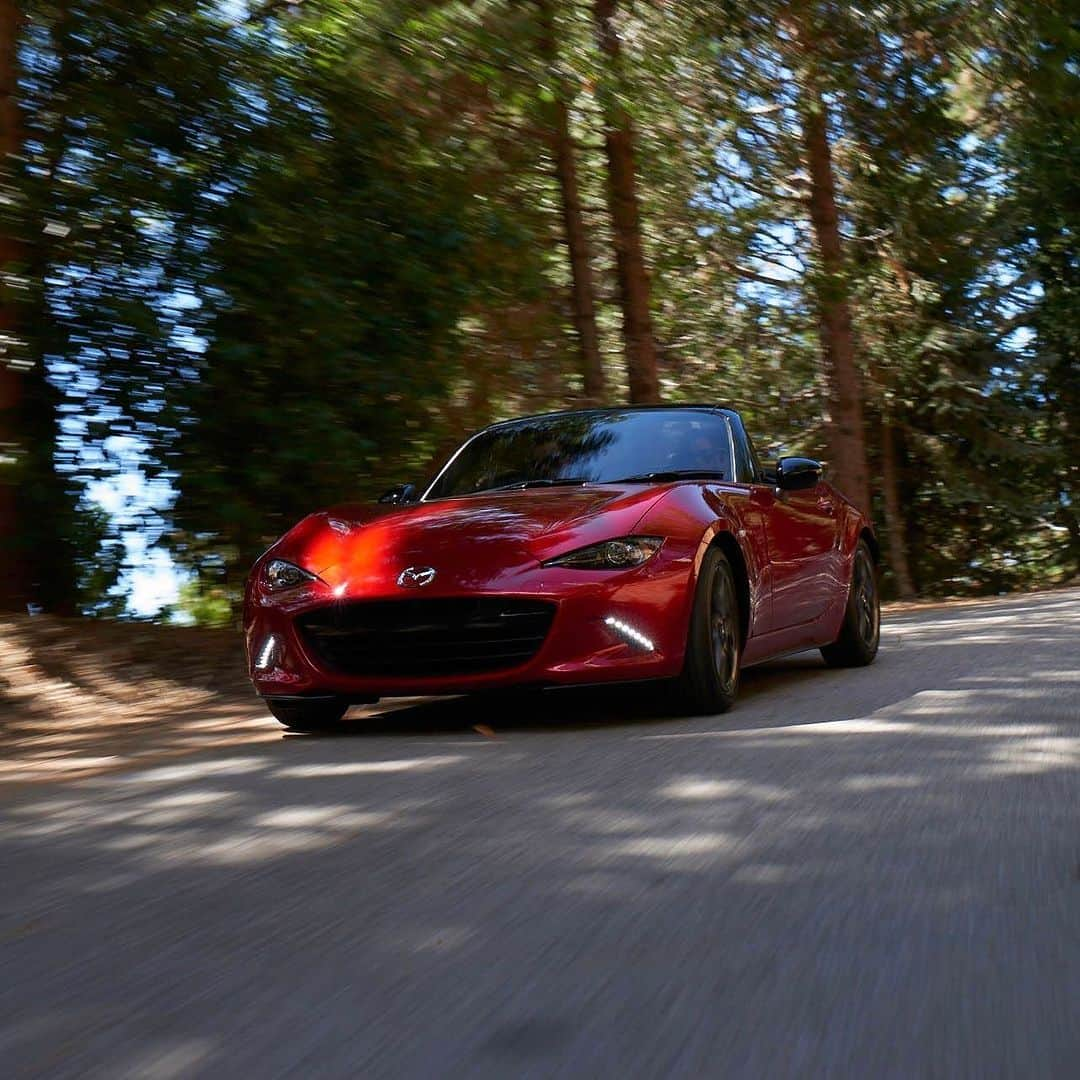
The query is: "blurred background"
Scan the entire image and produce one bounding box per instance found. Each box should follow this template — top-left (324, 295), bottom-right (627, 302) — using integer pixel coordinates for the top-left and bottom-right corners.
top-left (0, 0), bottom-right (1076, 624)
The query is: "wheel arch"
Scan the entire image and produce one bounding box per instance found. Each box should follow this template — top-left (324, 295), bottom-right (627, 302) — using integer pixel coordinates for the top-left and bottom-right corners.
top-left (706, 529), bottom-right (750, 646)
top-left (635, 485), bottom-right (759, 649)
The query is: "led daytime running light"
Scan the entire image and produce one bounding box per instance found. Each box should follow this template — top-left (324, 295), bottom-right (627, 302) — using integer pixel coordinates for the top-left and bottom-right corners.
top-left (255, 635), bottom-right (279, 671)
top-left (604, 616), bottom-right (655, 652)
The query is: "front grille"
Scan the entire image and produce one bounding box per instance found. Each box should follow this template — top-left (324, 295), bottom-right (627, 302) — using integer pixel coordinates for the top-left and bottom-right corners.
top-left (296, 598), bottom-right (557, 678)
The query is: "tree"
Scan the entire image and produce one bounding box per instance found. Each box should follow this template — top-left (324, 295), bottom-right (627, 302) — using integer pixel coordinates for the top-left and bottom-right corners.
top-left (0, 0), bottom-right (25, 609)
top-left (997, 1), bottom-right (1080, 574)
top-left (783, 7), bottom-right (871, 514)
top-left (537, 0), bottom-right (605, 403)
top-left (169, 0), bottom-right (557, 586)
top-left (593, 0), bottom-right (660, 403)
top-left (1, 0), bottom-right (80, 612)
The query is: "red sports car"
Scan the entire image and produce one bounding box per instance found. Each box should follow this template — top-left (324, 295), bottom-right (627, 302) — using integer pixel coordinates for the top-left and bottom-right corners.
top-left (244, 406), bottom-right (880, 731)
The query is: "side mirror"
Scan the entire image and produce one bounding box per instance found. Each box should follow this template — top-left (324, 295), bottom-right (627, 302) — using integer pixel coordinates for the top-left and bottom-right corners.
top-left (378, 482), bottom-right (418, 505)
top-left (776, 457), bottom-right (822, 492)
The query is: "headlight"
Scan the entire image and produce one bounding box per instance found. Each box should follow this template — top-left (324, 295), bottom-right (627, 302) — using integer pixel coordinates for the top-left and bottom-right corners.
top-left (263, 558), bottom-right (317, 591)
top-left (543, 536), bottom-right (663, 570)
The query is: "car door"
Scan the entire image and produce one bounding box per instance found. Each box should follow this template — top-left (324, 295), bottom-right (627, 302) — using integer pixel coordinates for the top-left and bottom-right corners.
top-left (750, 479), bottom-right (839, 631)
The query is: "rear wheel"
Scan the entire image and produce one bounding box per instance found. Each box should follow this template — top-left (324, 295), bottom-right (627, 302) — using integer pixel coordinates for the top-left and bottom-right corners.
top-left (265, 698), bottom-right (349, 732)
top-left (677, 546), bottom-right (742, 714)
top-left (821, 540), bottom-right (880, 667)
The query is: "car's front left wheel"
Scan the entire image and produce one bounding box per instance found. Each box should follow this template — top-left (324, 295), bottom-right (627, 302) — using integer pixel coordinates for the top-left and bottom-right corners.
top-left (266, 698), bottom-right (349, 732)
top-left (821, 540), bottom-right (880, 667)
top-left (677, 546), bottom-right (742, 714)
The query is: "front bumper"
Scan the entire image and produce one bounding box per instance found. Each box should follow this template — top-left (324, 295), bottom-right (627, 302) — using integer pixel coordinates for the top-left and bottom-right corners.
top-left (244, 547), bottom-right (696, 700)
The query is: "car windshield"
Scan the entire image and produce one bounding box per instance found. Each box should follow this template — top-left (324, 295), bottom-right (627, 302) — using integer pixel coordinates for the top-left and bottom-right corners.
top-left (425, 409), bottom-right (732, 500)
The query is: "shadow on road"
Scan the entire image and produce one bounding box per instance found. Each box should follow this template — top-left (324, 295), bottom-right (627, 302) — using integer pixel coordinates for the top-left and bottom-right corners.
top-left (302, 652), bottom-right (900, 739)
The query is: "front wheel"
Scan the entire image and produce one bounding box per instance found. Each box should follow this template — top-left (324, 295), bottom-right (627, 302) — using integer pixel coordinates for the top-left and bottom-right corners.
top-left (676, 546), bottom-right (742, 714)
top-left (265, 698), bottom-right (349, 732)
top-left (821, 540), bottom-right (880, 668)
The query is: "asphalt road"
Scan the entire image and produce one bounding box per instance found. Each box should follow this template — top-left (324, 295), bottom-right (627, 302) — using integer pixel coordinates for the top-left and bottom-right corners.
top-left (3, 590), bottom-right (1079, 1078)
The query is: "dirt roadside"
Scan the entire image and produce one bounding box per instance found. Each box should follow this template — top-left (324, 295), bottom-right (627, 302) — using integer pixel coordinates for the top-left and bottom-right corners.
top-left (0, 616), bottom-right (276, 784)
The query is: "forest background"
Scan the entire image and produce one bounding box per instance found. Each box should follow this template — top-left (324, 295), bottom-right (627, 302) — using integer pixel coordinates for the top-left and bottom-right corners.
top-left (1, 0), bottom-right (1076, 622)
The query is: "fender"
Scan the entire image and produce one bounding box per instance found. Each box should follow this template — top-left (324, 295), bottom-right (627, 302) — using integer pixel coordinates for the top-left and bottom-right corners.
top-left (818, 491), bottom-right (878, 639)
top-left (635, 483), bottom-right (769, 641)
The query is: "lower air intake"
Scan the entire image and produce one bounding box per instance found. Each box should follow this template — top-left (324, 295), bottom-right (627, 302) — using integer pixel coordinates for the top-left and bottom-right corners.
top-left (297, 598), bottom-right (557, 678)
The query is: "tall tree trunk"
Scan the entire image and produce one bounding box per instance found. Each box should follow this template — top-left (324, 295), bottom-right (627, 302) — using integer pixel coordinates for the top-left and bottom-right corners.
top-left (797, 64), bottom-right (871, 513)
top-left (592, 0), bottom-right (660, 404)
top-left (537, 1), bottom-right (605, 404)
top-left (1, 0), bottom-right (76, 613)
top-left (880, 418), bottom-right (916, 598)
top-left (0, 0), bottom-right (27, 610)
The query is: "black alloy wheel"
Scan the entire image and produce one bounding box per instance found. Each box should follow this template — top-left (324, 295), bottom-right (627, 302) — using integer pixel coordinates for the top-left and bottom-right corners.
top-left (821, 540), bottom-right (880, 667)
top-left (678, 546), bottom-right (742, 714)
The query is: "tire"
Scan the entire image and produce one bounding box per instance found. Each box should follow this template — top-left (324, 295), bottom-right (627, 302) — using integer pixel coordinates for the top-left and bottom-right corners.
top-left (821, 540), bottom-right (880, 668)
top-left (265, 698), bottom-right (349, 732)
top-left (676, 546), bottom-right (742, 714)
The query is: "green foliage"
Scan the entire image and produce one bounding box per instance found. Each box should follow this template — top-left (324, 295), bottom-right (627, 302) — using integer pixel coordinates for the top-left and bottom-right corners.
top-left (995, 0), bottom-right (1080, 574)
top-left (71, 502), bottom-right (127, 617)
top-left (165, 578), bottom-right (235, 629)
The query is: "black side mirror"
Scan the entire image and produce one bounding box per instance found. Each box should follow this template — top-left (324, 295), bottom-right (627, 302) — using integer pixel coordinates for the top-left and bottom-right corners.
top-left (378, 482), bottom-right (418, 505)
top-left (776, 457), bottom-right (822, 492)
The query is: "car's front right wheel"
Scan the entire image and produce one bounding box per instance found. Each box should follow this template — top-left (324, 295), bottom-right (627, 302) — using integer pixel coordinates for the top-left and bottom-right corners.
top-left (677, 546), bottom-right (742, 714)
top-left (266, 697), bottom-right (349, 733)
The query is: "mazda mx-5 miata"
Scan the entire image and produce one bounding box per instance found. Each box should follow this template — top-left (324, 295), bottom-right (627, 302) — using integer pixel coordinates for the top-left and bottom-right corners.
top-left (244, 406), bottom-right (880, 731)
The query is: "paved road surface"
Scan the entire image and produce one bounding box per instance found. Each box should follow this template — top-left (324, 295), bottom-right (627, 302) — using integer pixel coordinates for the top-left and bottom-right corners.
top-left (3, 590), bottom-right (1079, 1078)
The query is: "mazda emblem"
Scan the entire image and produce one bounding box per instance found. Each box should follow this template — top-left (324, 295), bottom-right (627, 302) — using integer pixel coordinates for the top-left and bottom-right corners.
top-left (397, 566), bottom-right (436, 589)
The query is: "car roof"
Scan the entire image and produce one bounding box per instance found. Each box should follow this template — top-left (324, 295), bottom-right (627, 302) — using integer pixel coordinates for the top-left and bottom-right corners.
top-left (481, 404), bottom-right (742, 430)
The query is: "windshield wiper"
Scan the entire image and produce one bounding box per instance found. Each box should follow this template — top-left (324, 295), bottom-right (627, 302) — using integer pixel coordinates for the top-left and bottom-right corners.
top-left (486, 477), bottom-right (591, 492)
top-left (612, 470), bottom-right (726, 484)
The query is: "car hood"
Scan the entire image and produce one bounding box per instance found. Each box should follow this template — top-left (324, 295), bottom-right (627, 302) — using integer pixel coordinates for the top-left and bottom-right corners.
top-left (268, 486), bottom-right (670, 595)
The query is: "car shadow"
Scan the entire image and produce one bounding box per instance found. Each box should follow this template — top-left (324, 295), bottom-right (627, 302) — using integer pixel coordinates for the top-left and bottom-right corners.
top-left (301, 682), bottom-right (679, 738)
top-left (295, 651), bottom-right (854, 739)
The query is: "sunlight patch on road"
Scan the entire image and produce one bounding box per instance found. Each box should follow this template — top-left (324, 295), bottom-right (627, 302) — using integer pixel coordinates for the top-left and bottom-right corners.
top-left (253, 805), bottom-right (392, 830)
top-left (274, 754), bottom-right (465, 778)
top-left (188, 828), bottom-right (339, 864)
top-left (638, 687), bottom-right (1068, 740)
top-left (115, 1036), bottom-right (217, 1080)
top-left (1, 781), bottom-right (424, 878)
top-left (1027, 669), bottom-right (1080, 681)
top-left (115, 757), bottom-right (268, 785)
top-left (976, 736), bottom-right (1080, 777)
top-left (662, 778), bottom-right (740, 799)
top-left (606, 833), bottom-right (733, 859)
top-left (904, 633), bottom-right (1068, 647)
top-left (842, 774), bottom-right (924, 791)
top-left (660, 777), bottom-right (791, 802)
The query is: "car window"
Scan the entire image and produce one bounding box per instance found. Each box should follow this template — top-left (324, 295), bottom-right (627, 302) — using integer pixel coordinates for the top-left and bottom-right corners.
top-left (425, 410), bottom-right (734, 500)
